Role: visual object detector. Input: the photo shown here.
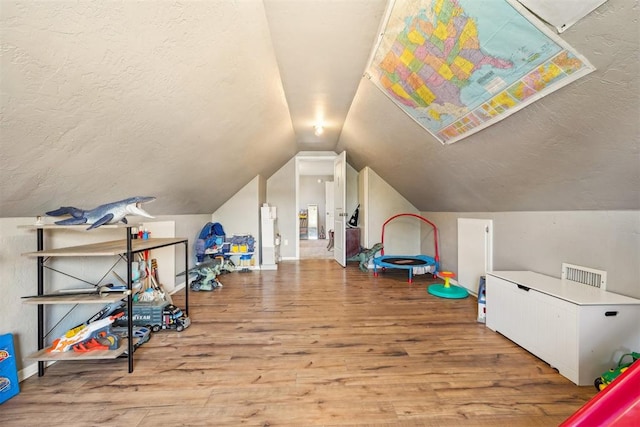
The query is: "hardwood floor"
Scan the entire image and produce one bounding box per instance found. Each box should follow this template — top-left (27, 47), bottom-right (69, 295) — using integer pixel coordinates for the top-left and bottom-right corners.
top-left (3, 260), bottom-right (596, 426)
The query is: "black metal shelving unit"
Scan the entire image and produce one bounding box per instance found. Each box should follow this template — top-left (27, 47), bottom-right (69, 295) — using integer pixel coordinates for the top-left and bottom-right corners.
top-left (21, 224), bottom-right (189, 376)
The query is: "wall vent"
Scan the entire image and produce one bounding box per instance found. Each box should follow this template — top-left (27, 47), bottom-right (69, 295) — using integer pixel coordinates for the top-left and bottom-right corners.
top-left (561, 263), bottom-right (607, 290)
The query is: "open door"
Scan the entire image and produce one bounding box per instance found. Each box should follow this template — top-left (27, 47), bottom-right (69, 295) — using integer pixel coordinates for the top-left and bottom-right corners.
top-left (333, 151), bottom-right (347, 266)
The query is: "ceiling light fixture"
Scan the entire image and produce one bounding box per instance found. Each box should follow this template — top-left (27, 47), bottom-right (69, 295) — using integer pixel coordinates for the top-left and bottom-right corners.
top-left (314, 124), bottom-right (324, 136)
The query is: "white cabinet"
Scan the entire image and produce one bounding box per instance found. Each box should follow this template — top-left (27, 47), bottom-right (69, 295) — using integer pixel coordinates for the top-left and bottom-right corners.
top-left (486, 271), bottom-right (640, 386)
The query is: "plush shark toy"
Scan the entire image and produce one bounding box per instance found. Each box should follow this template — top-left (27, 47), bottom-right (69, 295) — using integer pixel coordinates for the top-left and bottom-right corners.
top-left (46, 196), bottom-right (155, 229)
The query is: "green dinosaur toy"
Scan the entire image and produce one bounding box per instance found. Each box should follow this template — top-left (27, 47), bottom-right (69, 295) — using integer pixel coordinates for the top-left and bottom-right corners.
top-left (189, 259), bottom-right (235, 291)
top-left (347, 242), bottom-right (383, 272)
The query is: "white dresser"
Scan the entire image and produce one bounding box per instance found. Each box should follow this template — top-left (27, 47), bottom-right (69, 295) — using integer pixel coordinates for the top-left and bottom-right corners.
top-left (486, 271), bottom-right (640, 386)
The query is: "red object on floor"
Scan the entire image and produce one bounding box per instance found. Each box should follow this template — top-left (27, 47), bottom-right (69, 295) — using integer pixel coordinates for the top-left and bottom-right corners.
top-left (560, 359), bottom-right (640, 426)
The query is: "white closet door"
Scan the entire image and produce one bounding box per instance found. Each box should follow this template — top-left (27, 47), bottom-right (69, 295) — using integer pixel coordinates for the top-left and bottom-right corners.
top-left (457, 218), bottom-right (493, 293)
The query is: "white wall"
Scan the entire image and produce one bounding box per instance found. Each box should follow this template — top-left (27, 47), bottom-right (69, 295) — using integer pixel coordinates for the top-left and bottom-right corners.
top-left (0, 214), bottom-right (208, 380)
top-left (211, 175), bottom-right (263, 269)
top-left (360, 167), bottom-right (420, 255)
top-left (422, 210), bottom-right (640, 299)
top-left (267, 158), bottom-right (296, 259)
top-left (152, 213), bottom-right (212, 277)
top-left (212, 176), bottom-right (262, 243)
top-left (1, 218), bottom-right (48, 380)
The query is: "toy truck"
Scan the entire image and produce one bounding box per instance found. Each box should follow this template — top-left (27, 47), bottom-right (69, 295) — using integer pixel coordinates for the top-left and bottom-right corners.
top-left (114, 300), bottom-right (190, 332)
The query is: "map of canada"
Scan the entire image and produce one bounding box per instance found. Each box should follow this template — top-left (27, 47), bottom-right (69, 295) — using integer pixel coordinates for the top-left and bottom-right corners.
top-left (366, 0), bottom-right (594, 144)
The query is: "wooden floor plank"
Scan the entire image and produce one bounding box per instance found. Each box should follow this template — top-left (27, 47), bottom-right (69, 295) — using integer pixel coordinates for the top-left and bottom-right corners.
top-left (3, 259), bottom-right (595, 426)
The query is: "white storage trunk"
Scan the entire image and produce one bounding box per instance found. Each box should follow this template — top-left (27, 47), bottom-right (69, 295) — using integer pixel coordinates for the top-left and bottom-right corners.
top-left (486, 271), bottom-right (640, 386)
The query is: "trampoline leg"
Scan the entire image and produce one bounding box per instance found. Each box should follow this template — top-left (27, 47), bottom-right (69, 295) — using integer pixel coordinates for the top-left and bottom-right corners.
top-left (408, 269), bottom-right (413, 284)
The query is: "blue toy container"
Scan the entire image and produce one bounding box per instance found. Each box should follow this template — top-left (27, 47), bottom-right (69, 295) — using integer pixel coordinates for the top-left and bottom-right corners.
top-left (0, 333), bottom-right (20, 404)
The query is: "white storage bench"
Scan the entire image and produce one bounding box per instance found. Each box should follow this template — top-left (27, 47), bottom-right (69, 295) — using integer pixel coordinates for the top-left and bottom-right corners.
top-left (486, 270), bottom-right (640, 386)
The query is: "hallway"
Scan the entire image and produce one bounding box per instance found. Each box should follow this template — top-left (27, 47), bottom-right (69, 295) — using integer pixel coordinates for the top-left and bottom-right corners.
top-left (299, 238), bottom-right (333, 259)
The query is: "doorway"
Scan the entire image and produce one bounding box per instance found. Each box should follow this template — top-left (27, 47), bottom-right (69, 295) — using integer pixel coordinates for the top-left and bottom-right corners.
top-left (295, 155), bottom-right (336, 260)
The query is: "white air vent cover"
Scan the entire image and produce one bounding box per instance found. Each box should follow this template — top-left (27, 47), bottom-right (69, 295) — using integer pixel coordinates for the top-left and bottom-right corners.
top-left (562, 263), bottom-right (607, 290)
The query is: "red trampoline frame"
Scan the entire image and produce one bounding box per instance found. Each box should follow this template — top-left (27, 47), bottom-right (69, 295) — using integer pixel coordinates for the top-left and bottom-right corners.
top-left (380, 213), bottom-right (440, 264)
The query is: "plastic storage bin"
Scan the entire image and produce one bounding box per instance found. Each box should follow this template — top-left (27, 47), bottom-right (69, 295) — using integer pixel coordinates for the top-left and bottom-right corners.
top-left (0, 333), bottom-right (20, 404)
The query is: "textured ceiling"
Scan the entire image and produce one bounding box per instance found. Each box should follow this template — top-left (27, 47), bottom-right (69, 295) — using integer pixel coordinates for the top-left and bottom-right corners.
top-left (1, 0), bottom-right (638, 217)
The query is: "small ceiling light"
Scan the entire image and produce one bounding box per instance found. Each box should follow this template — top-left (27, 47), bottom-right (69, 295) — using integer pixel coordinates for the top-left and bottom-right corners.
top-left (314, 124), bottom-right (324, 136)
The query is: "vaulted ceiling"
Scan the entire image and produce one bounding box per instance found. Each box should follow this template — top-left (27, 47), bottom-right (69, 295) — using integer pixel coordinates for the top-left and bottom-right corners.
top-left (1, 0), bottom-right (638, 217)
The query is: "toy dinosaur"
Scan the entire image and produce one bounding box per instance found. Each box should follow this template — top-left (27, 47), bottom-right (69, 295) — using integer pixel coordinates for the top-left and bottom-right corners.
top-left (189, 259), bottom-right (235, 291)
top-left (46, 196), bottom-right (155, 229)
top-left (347, 242), bottom-right (383, 272)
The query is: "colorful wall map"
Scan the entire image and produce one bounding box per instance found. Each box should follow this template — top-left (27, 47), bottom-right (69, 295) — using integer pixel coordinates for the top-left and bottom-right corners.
top-left (365, 0), bottom-right (595, 144)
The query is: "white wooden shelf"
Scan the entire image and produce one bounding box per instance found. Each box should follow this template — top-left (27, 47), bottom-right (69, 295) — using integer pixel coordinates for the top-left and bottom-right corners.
top-left (19, 223), bottom-right (137, 230)
top-left (22, 237), bottom-right (187, 257)
top-left (27, 339), bottom-right (130, 361)
top-left (21, 292), bottom-right (129, 305)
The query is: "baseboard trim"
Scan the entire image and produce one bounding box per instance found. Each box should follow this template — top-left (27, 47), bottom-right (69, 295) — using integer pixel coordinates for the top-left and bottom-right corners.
top-left (19, 360), bottom-right (55, 382)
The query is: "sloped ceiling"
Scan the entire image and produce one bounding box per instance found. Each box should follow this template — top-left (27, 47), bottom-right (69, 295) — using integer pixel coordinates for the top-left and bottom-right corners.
top-left (1, 0), bottom-right (638, 218)
top-left (1, 1), bottom-right (298, 216)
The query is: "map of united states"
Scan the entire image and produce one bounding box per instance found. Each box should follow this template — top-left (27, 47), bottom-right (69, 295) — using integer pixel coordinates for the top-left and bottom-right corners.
top-left (378, 0), bottom-right (512, 121)
top-left (367, 0), bottom-right (594, 144)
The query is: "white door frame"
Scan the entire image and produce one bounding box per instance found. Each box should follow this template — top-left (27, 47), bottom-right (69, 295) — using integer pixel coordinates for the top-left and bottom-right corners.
top-left (295, 154), bottom-right (337, 259)
top-left (333, 151), bottom-right (347, 267)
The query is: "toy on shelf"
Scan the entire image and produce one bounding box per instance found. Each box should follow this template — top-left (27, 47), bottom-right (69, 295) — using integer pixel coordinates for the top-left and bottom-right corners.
top-left (226, 234), bottom-right (256, 272)
top-left (194, 222), bottom-right (256, 271)
top-left (195, 222), bottom-right (226, 262)
top-left (113, 300), bottom-right (190, 332)
top-left (111, 326), bottom-right (151, 352)
top-left (45, 196), bottom-right (155, 230)
top-left (48, 312), bottom-right (124, 353)
top-left (20, 283), bottom-right (128, 299)
top-left (228, 234), bottom-right (255, 254)
top-left (132, 254), bottom-right (172, 303)
top-left (237, 254), bottom-right (253, 272)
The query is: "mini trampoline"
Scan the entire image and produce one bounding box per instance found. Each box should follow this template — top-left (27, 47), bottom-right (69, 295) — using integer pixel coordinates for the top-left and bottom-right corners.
top-left (373, 213), bottom-right (440, 283)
